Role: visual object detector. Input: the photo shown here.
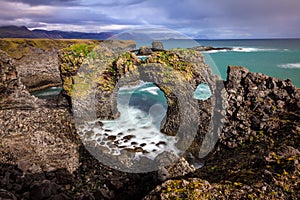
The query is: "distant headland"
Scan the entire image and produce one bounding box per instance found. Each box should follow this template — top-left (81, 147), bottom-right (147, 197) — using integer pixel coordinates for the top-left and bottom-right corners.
top-left (0, 25), bottom-right (115, 39)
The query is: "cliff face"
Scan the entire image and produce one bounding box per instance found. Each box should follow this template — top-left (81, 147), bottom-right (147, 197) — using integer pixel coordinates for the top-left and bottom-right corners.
top-left (0, 39), bottom-right (102, 91)
top-left (0, 49), bottom-right (19, 97)
top-left (0, 49), bottom-right (37, 109)
top-left (0, 49), bottom-right (81, 192)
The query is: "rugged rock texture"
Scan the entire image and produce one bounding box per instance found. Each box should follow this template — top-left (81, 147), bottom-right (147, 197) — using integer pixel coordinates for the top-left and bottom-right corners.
top-left (16, 48), bottom-right (64, 91)
top-left (0, 40), bottom-right (299, 199)
top-left (0, 49), bottom-right (80, 172)
top-left (0, 50), bottom-right (84, 199)
top-left (222, 66), bottom-right (300, 148)
top-left (0, 39), bottom-right (102, 91)
top-left (0, 108), bottom-right (80, 173)
top-left (0, 50), bottom-right (38, 109)
top-left (145, 66), bottom-right (300, 199)
top-left (59, 45), bottom-right (219, 172)
top-left (58, 40), bottom-right (136, 117)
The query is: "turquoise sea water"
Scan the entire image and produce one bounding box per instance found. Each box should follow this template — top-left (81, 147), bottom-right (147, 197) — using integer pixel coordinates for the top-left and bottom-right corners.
top-left (137, 39), bottom-right (300, 87)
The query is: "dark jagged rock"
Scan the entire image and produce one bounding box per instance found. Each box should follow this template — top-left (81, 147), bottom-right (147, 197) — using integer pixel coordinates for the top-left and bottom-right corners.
top-left (16, 48), bottom-right (62, 92)
top-left (0, 50), bottom-right (18, 97)
top-left (221, 66), bottom-right (300, 148)
top-left (146, 66), bottom-right (300, 200)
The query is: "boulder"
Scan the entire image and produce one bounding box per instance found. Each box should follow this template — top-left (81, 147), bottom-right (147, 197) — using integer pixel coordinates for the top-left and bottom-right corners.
top-left (152, 41), bottom-right (164, 50)
top-left (138, 46), bottom-right (153, 55)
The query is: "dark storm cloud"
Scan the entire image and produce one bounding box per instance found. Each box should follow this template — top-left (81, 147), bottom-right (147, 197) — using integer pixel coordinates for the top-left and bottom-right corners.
top-left (0, 0), bottom-right (299, 38)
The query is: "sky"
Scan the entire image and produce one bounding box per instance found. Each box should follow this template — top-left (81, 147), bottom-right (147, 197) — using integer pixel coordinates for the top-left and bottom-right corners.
top-left (0, 0), bottom-right (299, 39)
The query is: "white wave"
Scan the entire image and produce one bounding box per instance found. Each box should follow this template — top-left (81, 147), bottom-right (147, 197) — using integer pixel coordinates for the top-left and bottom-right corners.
top-left (78, 83), bottom-right (179, 161)
top-left (81, 104), bottom-right (179, 160)
top-left (49, 87), bottom-right (61, 89)
top-left (278, 63), bottom-right (300, 69)
top-left (118, 81), bottom-right (147, 91)
top-left (232, 47), bottom-right (278, 52)
top-left (139, 86), bottom-right (159, 95)
top-left (206, 49), bottom-right (229, 53)
top-left (206, 47), bottom-right (279, 53)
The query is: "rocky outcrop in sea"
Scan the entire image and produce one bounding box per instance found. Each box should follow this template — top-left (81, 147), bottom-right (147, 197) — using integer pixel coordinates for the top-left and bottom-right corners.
top-left (0, 40), bottom-right (299, 199)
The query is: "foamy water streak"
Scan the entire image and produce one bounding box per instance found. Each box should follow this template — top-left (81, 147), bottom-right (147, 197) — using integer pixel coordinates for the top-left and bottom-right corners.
top-left (79, 82), bottom-right (181, 160)
top-left (207, 47), bottom-right (279, 53)
top-left (278, 63), bottom-right (300, 69)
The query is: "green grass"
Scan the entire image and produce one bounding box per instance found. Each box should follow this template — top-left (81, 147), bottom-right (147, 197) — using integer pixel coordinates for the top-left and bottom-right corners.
top-left (0, 38), bottom-right (101, 59)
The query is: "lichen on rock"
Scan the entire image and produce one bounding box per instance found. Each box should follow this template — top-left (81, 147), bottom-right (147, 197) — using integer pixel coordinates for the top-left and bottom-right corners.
top-left (59, 42), bottom-right (223, 173)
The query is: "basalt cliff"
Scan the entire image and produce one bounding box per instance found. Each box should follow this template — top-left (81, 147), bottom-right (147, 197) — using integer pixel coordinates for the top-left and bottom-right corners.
top-left (0, 40), bottom-right (299, 200)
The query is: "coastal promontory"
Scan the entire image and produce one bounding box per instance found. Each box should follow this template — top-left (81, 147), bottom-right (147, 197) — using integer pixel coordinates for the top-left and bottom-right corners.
top-left (0, 39), bottom-right (299, 200)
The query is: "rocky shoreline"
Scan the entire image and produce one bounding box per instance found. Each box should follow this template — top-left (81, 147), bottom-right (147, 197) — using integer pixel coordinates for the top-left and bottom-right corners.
top-left (0, 40), bottom-right (299, 199)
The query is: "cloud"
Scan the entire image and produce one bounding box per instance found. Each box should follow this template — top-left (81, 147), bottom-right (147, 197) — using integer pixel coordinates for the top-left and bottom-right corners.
top-left (0, 0), bottom-right (299, 38)
top-left (2, 0), bottom-right (76, 6)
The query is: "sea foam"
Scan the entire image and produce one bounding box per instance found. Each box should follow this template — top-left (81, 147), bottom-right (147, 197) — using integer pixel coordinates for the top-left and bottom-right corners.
top-left (207, 47), bottom-right (278, 53)
top-left (278, 63), bottom-right (300, 69)
top-left (79, 82), bottom-right (181, 160)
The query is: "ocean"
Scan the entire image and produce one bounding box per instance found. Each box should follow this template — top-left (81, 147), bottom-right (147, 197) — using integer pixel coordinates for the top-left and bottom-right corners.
top-left (137, 39), bottom-right (300, 87)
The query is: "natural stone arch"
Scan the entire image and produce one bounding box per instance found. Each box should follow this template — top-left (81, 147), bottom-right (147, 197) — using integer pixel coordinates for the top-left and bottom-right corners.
top-left (59, 42), bottom-right (221, 172)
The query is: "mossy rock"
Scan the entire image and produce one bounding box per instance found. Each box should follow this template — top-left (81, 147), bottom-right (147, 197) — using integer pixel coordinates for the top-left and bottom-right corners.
top-left (59, 45), bottom-right (216, 156)
top-left (0, 38), bottom-right (101, 59)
